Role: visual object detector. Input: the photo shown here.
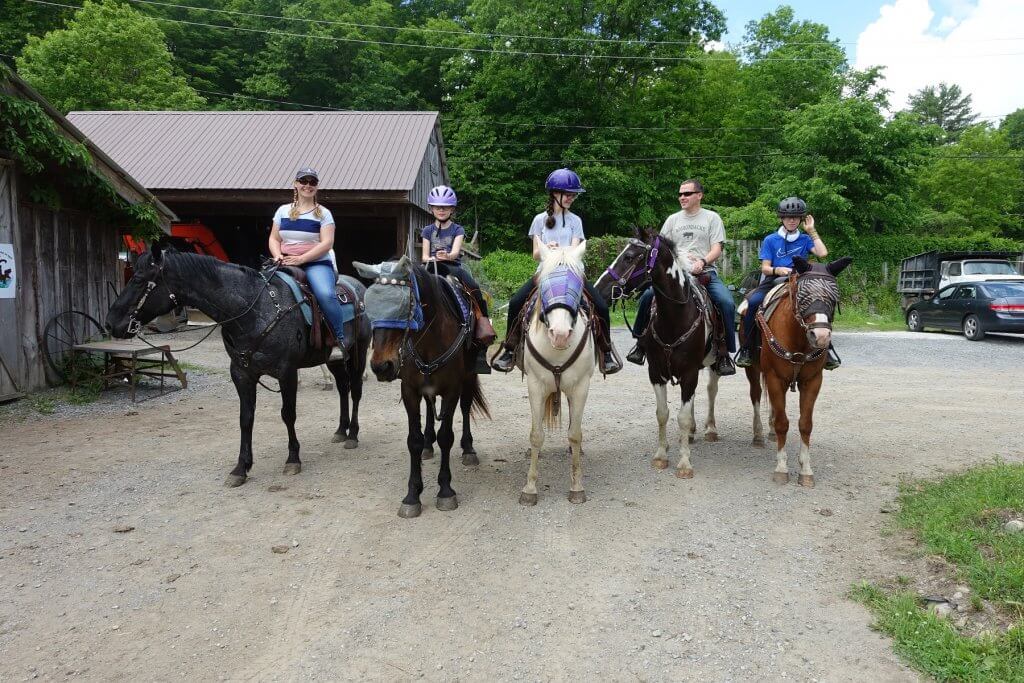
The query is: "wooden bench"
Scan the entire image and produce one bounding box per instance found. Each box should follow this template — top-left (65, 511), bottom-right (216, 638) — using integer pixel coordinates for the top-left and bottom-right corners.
top-left (71, 340), bottom-right (187, 402)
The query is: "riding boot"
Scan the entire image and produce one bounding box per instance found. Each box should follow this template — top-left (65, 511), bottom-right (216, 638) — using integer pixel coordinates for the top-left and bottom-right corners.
top-left (734, 347), bottom-right (753, 368)
top-left (824, 344), bottom-right (841, 370)
top-left (594, 320), bottom-right (623, 375)
top-left (474, 347), bottom-right (492, 374)
top-left (712, 335), bottom-right (735, 376)
top-left (329, 341), bottom-right (347, 362)
top-left (626, 342), bottom-right (646, 365)
top-left (491, 326), bottom-right (521, 373)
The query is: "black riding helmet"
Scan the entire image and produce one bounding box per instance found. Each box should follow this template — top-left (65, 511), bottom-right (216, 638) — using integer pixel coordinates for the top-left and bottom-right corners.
top-left (777, 196), bottom-right (807, 217)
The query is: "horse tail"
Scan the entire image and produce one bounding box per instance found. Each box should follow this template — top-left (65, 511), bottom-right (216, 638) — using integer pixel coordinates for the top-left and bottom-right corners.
top-left (467, 373), bottom-right (491, 420)
top-left (544, 391), bottom-right (561, 429)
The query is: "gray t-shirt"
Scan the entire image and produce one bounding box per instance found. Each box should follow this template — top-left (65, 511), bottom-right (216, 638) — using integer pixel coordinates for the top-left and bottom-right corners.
top-left (528, 211), bottom-right (585, 247)
top-left (659, 208), bottom-right (726, 269)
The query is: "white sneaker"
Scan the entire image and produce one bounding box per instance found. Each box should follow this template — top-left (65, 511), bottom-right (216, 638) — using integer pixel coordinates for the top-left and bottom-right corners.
top-left (329, 346), bottom-right (347, 362)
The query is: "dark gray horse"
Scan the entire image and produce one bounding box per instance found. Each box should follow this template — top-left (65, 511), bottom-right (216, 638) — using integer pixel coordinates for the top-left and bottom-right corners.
top-left (106, 244), bottom-right (371, 486)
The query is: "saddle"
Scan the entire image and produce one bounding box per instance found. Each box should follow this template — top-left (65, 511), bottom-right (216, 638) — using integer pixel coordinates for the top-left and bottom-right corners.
top-left (427, 264), bottom-right (495, 347)
top-left (267, 264), bottom-right (360, 350)
top-left (640, 275), bottom-right (717, 357)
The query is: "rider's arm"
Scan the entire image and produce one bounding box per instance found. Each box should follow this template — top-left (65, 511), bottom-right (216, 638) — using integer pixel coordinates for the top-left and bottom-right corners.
top-left (570, 237), bottom-right (582, 247)
top-left (761, 259), bottom-right (775, 277)
top-left (268, 223), bottom-right (283, 260)
top-left (531, 234), bottom-right (544, 261)
top-left (703, 241), bottom-right (723, 266)
top-left (421, 237), bottom-right (432, 261)
top-left (448, 234), bottom-right (464, 260)
top-left (805, 215), bottom-right (828, 258)
top-left (295, 224), bottom-right (335, 263)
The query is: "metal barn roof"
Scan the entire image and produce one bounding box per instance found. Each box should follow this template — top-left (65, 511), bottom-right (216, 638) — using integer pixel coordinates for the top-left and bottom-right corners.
top-left (66, 111), bottom-right (440, 192)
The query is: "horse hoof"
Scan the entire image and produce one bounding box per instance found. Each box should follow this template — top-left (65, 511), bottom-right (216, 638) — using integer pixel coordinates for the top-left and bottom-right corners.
top-left (568, 490), bottom-right (587, 504)
top-left (462, 452), bottom-right (479, 466)
top-left (675, 468), bottom-right (694, 479)
top-left (519, 492), bottom-right (538, 506)
top-left (798, 474), bottom-right (815, 488)
top-left (752, 437), bottom-right (766, 448)
top-left (772, 471), bottom-right (790, 484)
top-left (420, 448), bottom-right (435, 460)
top-left (651, 458), bottom-right (669, 470)
top-left (398, 503), bottom-right (422, 519)
top-left (224, 474), bottom-right (247, 488)
top-left (705, 432), bottom-right (719, 443)
top-left (343, 439), bottom-right (359, 450)
top-left (436, 495), bottom-right (459, 512)
top-left (282, 463), bottom-right (301, 476)
top-left (331, 432), bottom-right (345, 443)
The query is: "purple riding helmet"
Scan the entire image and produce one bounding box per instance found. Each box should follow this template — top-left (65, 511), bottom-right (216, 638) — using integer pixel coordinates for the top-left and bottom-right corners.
top-left (544, 168), bottom-right (586, 194)
top-left (427, 185), bottom-right (458, 207)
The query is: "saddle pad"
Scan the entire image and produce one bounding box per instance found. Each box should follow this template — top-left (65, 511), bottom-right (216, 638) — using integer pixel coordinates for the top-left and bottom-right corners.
top-left (761, 281), bottom-right (790, 322)
top-left (440, 275), bottom-right (471, 325)
top-left (274, 271), bottom-right (356, 326)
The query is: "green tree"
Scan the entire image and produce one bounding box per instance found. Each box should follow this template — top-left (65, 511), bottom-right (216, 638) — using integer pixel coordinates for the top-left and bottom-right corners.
top-left (16, 0), bottom-right (204, 112)
top-left (906, 82), bottom-right (978, 142)
top-left (1000, 108), bottom-right (1024, 151)
top-left (0, 0), bottom-right (82, 57)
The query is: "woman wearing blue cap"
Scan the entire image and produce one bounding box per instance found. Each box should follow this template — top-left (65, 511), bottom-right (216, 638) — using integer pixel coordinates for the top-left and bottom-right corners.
top-left (268, 168), bottom-right (347, 360)
top-left (491, 169), bottom-right (621, 374)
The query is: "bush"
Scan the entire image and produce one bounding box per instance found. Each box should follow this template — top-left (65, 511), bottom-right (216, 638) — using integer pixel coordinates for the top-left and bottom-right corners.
top-left (475, 249), bottom-right (536, 299)
top-left (582, 235), bottom-right (629, 279)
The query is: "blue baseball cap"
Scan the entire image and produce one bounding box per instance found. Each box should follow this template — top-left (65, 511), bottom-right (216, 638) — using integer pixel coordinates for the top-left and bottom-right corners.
top-left (295, 167), bottom-right (319, 181)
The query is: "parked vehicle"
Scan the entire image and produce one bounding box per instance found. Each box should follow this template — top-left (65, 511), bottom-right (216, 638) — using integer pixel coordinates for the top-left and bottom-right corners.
top-left (898, 250), bottom-right (1022, 311)
top-left (905, 280), bottom-right (1024, 340)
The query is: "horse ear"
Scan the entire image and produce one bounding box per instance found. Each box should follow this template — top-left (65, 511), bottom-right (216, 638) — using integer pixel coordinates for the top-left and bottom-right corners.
top-left (352, 261), bottom-right (381, 279)
top-left (792, 256), bottom-right (811, 274)
top-left (568, 239), bottom-right (586, 263)
top-left (394, 255), bottom-right (410, 273)
top-left (827, 256), bottom-right (853, 277)
top-left (151, 242), bottom-right (164, 265)
top-left (632, 225), bottom-right (642, 239)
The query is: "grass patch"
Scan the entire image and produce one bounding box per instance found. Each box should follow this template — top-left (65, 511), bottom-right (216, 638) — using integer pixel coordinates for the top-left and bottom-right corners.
top-left (854, 463), bottom-right (1024, 680)
top-left (834, 305), bottom-right (906, 331)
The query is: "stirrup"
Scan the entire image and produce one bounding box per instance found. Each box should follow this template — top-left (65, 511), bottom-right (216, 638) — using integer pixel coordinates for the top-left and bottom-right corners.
top-left (601, 351), bottom-right (623, 375)
top-left (713, 354), bottom-right (736, 376)
top-left (491, 347), bottom-right (516, 373)
top-left (474, 348), bottom-right (492, 374)
top-left (734, 348), bottom-right (753, 368)
top-left (824, 347), bottom-right (841, 370)
top-left (626, 343), bottom-right (645, 366)
top-left (329, 345), bottom-right (347, 362)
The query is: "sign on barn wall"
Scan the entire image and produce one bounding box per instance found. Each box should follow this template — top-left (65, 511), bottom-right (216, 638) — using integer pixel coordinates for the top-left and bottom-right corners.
top-left (0, 243), bottom-right (15, 299)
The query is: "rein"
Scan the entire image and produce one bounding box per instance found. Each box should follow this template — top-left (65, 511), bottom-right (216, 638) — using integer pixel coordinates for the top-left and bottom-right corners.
top-left (380, 272), bottom-right (470, 379)
top-left (756, 273), bottom-right (839, 389)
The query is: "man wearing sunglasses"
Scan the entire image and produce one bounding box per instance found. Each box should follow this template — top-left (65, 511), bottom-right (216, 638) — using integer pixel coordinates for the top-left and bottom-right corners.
top-left (626, 179), bottom-right (737, 376)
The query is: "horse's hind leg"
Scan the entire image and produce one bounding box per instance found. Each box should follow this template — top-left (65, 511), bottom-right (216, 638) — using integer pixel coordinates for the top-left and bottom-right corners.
top-left (399, 388), bottom-right (425, 519)
top-left (675, 372), bottom-right (699, 478)
top-left (280, 370), bottom-right (302, 475)
top-left (459, 379), bottom-right (478, 466)
top-left (435, 393), bottom-right (460, 511)
top-left (651, 383), bottom-right (670, 470)
top-left (747, 367), bottom-right (766, 448)
top-left (765, 372), bottom-right (790, 484)
top-left (328, 362), bottom-right (350, 444)
top-left (328, 360), bottom-right (360, 449)
top-left (226, 364), bottom-right (257, 487)
top-left (566, 379), bottom-right (590, 504)
top-left (421, 398), bottom-right (436, 460)
top-left (704, 371), bottom-right (720, 442)
top-left (796, 374), bottom-right (823, 488)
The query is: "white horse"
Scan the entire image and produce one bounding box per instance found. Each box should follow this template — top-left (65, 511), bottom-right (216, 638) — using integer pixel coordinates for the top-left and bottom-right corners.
top-left (520, 241), bottom-right (596, 506)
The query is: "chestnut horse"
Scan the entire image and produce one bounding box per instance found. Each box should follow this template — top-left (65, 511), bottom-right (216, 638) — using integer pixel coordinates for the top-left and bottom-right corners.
top-left (745, 255), bottom-right (851, 487)
top-left (354, 257), bottom-right (489, 518)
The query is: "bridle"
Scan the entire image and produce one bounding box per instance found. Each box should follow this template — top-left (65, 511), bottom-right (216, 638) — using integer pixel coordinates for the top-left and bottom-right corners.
top-left (125, 261), bottom-right (178, 335)
top-left (603, 237), bottom-right (661, 301)
top-left (757, 272), bottom-right (840, 371)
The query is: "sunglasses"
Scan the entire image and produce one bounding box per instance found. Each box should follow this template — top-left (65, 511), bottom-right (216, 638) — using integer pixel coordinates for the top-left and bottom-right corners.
top-left (678, 191), bottom-right (700, 197)
top-left (297, 178), bottom-right (318, 187)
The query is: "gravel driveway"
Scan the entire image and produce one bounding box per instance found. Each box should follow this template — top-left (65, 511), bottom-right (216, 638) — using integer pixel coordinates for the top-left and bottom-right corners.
top-left (2, 329), bottom-right (1022, 681)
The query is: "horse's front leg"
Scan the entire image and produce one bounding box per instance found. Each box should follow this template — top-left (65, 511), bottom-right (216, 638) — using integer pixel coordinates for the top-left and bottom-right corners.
top-left (675, 372), bottom-right (699, 478)
top-left (421, 396), bottom-right (437, 460)
top-left (566, 377), bottom-right (591, 504)
top-left (399, 387), bottom-right (425, 518)
top-left (651, 383), bottom-right (670, 469)
top-left (435, 393), bottom-right (460, 511)
top-left (520, 376), bottom-right (548, 505)
top-left (226, 363), bottom-right (257, 487)
top-left (796, 372), bottom-right (823, 488)
top-left (765, 371), bottom-right (790, 484)
top-left (280, 370), bottom-right (301, 475)
top-left (746, 366), bottom-right (766, 448)
top-left (704, 370), bottom-right (720, 442)
top-left (459, 378), bottom-right (479, 466)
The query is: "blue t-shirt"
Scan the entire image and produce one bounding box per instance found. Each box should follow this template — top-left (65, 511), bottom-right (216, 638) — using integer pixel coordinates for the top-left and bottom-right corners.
top-left (421, 222), bottom-right (466, 264)
top-left (759, 229), bottom-right (814, 268)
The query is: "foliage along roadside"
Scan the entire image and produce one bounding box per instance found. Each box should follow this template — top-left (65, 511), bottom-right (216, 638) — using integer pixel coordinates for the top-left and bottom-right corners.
top-left (853, 463), bottom-right (1024, 682)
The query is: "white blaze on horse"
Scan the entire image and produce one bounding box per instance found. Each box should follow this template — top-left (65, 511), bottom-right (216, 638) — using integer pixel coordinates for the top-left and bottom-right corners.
top-left (519, 241), bottom-right (595, 506)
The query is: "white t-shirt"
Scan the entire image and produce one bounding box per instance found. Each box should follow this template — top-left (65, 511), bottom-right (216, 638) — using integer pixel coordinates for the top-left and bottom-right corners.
top-left (659, 208), bottom-right (726, 269)
top-left (528, 210), bottom-right (585, 247)
top-left (273, 204), bottom-right (336, 266)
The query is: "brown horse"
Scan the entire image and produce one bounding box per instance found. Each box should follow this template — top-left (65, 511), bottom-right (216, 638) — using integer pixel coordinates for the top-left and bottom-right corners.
top-left (745, 255), bottom-right (851, 487)
top-left (354, 256), bottom-right (489, 518)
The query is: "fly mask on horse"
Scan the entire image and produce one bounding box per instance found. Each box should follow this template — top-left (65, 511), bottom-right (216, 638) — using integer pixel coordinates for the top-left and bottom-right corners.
top-left (519, 241), bottom-right (596, 507)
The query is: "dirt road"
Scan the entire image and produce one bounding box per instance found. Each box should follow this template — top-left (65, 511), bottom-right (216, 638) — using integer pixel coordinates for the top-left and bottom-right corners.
top-left (2, 329), bottom-right (1022, 681)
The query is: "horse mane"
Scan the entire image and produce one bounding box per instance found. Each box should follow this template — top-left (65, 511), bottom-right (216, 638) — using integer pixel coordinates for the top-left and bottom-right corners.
top-left (536, 245), bottom-right (585, 279)
top-left (651, 233), bottom-right (692, 287)
top-left (163, 250), bottom-right (257, 283)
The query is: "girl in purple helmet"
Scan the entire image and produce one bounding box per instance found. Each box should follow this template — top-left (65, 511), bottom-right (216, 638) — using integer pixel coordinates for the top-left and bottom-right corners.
top-left (422, 185), bottom-right (496, 373)
top-left (491, 169), bottom-right (621, 374)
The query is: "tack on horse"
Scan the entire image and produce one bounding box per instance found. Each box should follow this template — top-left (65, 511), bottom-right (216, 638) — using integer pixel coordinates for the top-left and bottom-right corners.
top-left (353, 256), bottom-right (489, 519)
top-left (106, 245), bottom-right (371, 486)
top-left (743, 255), bottom-right (851, 487)
top-left (518, 241), bottom-right (596, 506)
top-left (595, 229), bottom-right (719, 478)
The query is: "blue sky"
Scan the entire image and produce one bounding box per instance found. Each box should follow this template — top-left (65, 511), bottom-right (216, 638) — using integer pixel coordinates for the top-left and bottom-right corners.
top-left (715, 1), bottom-right (1024, 120)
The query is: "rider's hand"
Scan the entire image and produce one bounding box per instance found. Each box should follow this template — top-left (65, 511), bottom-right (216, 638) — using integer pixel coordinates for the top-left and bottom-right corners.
top-left (546, 241), bottom-right (559, 250)
top-left (690, 258), bottom-right (705, 275)
top-left (281, 255), bottom-right (303, 266)
top-left (435, 250), bottom-right (449, 261)
top-left (776, 266), bottom-right (792, 276)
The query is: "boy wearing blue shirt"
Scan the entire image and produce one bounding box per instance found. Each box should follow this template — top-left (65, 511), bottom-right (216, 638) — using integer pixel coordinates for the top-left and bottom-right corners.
top-left (735, 197), bottom-right (840, 369)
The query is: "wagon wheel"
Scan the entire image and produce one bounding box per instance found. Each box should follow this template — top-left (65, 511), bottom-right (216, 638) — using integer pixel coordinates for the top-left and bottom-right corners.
top-left (43, 310), bottom-right (107, 379)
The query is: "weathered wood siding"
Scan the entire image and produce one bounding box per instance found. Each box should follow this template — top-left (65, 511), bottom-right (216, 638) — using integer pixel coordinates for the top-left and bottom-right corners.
top-left (0, 159), bottom-right (121, 395)
top-left (407, 123), bottom-right (447, 259)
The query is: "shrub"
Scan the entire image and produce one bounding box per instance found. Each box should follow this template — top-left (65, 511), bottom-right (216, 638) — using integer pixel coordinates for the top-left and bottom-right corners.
top-left (474, 249), bottom-right (536, 299)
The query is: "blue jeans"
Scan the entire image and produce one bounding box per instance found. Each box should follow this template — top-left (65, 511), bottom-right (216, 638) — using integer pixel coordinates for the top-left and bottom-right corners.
top-left (633, 271), bottom-right (736, 352)
top-left (303, 261), bottom-right (346, 342)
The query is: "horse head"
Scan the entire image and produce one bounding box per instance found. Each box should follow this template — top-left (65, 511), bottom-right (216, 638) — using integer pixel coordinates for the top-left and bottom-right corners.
top-left (790, 256), bottom-right (852, 350)
top-left (353, 256), bottom-right (418, 382)
top-left (594, 227), bottom-right (661, 300)
top-left (536, 241), bottom-right (586, 350)
top-left (106, 243), bottom-right (181, 338)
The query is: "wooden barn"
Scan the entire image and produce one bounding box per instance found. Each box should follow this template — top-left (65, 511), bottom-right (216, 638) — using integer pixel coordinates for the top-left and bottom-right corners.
top-left (0, 71), bottom-right (174, 400)
top-left (66, 110), bottom-right (451, 275)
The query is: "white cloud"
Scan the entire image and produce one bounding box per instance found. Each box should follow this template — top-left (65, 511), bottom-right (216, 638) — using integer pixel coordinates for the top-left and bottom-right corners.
top-left (855, 0), bottom-right (1024, 121)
